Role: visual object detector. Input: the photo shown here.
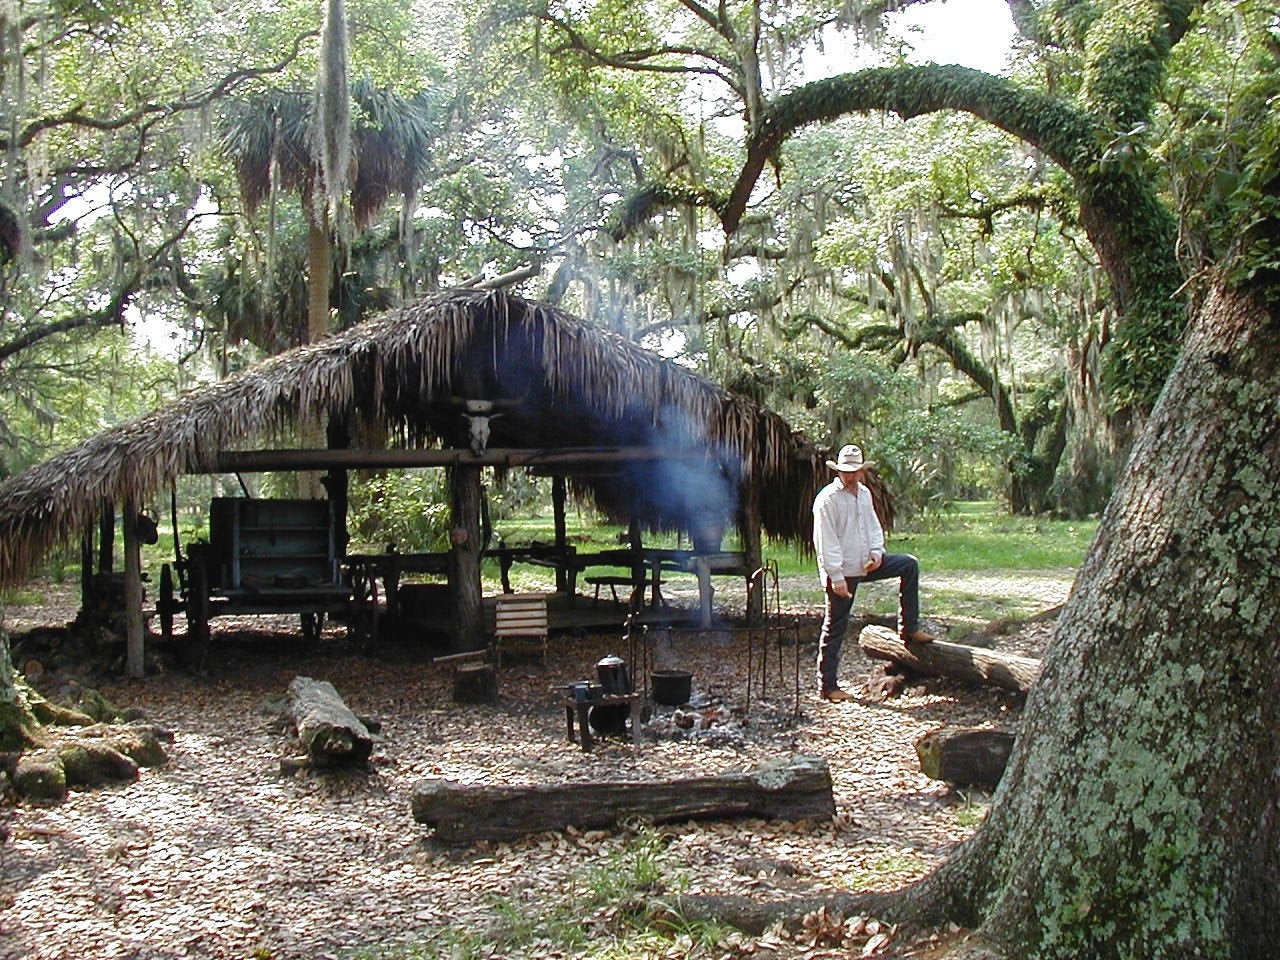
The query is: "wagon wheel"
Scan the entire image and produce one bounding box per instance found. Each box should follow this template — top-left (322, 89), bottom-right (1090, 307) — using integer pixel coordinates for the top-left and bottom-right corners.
top-left (184, 556), bottom-right (211, 671)
top-left (300, 611), bottom-right (324, 644)
top-left (158, 563), bottom-right (177, 642)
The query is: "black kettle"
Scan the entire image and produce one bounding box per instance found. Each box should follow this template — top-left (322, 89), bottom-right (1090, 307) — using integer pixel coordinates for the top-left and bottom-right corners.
top-left (595, 654), bottom-right (632, 696)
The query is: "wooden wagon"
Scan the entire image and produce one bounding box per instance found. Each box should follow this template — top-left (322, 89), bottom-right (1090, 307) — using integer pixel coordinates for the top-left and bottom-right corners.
top-left (157, 497), bottom-right (377, 666)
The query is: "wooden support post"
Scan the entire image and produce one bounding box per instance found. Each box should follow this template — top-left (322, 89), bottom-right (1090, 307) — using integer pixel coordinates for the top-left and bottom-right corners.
top-left (122, 496), bottom-right (145, 679)
top-left (552, 476), bottom-right (568, 593)
top-left (325, 414), bottom-right (351, 558)
top-left (740, 478), bottom-right (763, 624)
top-left (449, 462), bottom-right (485, 653)
top-left (694, 557), bottom-right (714, 629)
top-left (98, 498), bottom-right (114, 573)
top-left (80, 523), bottom-right (94, 621)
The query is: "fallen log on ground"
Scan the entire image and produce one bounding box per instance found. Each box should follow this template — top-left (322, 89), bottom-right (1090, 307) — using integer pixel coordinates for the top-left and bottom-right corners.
top-left (858, 625), bottom-right (1041, 693)
top-left (411, 754), bottom-right (835, 843)
top-left (915, 727), bottom-right (1016, 787)
top-left (286, 676), bottom-right (373, 767)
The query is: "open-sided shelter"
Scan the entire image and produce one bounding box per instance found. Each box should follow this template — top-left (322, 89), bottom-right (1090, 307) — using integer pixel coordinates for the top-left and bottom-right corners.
top-left (0, 288), bottom-right (828, 672)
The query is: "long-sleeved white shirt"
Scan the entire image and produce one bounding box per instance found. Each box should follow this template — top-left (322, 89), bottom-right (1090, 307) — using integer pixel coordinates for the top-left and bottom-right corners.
top-left (812, 477), bottom-right (885, 585)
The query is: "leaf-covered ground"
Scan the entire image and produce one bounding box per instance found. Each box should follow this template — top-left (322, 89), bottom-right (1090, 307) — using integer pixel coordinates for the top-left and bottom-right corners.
top-left (0, 579), bottom-right (1060, 960)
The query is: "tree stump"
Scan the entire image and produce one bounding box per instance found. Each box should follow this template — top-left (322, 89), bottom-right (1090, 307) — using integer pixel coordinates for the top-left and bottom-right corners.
top-left (286, 676), bottom-right (373, 767)
top-left (915, 727), bottom-right (1016, 787)
top-left (453, 662), bottom-right (499, 704)
top-left (434, 650), bottom-right (500, 704)
top-left (858, 625), bottom-right (1041, 693)
top-left (411, 754), bottom-right (835, 843)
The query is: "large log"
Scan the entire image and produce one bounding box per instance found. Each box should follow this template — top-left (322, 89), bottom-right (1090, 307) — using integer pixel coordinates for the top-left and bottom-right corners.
top-left (286, 676), bottom-right (373, 767)
top-left (915, 727), bottom-right (1016, 787)
top-left (411, 754), bottom-right (835, 843)
top-left (857, 625), bottom-right (1041, 693)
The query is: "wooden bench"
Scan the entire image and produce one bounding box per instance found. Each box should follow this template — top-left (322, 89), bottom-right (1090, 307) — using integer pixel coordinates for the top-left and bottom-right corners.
top-left (493, 593), bottom-right (549, 666)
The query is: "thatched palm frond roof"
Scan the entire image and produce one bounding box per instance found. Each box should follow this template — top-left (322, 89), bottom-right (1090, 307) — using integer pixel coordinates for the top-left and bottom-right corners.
top-left (0, 288), bottom-right (827, 584)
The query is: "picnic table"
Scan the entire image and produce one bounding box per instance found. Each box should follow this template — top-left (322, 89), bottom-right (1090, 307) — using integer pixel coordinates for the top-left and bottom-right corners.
top-left (345, 544), bottom-right (751, 627)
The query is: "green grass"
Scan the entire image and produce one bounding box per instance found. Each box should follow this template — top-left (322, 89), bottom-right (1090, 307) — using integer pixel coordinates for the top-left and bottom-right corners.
top-left (954, 800), bottom-right (990, 829)
top-left (40, 500), bottom-right (1095, 631)
top-left (360, 829), bottom-right (736, 960)
top-left (837, 852), bottom-right (931, 891)
top-left (898, 502), bottom-right (1099, 571)
top-left (492, 501), bottom-right (1095, 575)
top-left (1, 587), bottom-right (46, 606)
top-left (676, 501), bottom-right (1095, 624)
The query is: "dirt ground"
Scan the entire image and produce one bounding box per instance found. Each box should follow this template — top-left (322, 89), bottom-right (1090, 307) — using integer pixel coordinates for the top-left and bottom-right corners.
top-left (0, 578), bottom-right (1061, 960)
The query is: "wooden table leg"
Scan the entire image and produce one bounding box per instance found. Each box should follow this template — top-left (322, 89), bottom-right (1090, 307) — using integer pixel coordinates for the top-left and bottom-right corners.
top-left (575, 702), bottom-right (594, 751)
top-left (695, 558), bottom-right (713, 628)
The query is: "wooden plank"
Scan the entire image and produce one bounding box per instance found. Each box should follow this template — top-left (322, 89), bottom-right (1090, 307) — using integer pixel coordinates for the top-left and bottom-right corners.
top-left (496, 604), bottom-right (547, 616)
top-left (432, 650), bottom-right (489, 665)
top-left (123, 496), bottom-right (145, 679)
top-left (496, 608), bottom-right (548, 620)
top-left (210, 446), bottom-right (718, 473)
top-left (496, 622), bottom-right (547, 633)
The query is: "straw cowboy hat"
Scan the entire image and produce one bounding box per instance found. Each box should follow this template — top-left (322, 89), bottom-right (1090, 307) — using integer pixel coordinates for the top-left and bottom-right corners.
top-left (825, 444), bottom-right (874, 473)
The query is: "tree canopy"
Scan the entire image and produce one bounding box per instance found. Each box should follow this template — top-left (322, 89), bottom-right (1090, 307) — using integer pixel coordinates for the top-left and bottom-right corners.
top-left (3, 0), bottom-right (1280, 955)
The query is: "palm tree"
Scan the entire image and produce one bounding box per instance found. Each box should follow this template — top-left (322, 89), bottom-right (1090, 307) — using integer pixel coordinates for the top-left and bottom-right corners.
top-left (220, 80), bottom-right (442, 349)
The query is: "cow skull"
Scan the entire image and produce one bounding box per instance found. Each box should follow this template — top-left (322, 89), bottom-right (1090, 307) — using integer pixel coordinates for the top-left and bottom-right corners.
top-left (463, 412), bottom-right (502, 456)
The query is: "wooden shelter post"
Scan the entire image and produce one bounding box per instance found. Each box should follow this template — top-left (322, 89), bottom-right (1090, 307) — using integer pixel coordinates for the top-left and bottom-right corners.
top-left (325, 415), bottom-right (351, 557)
top-left (740, 479), bottom-right (764, 623)
top-left (97, 498), bottom-right (114, 573)
top-left (552, 476), bottom-right (567, 592)
top-left (80, 524), bottom-right (94, 618)
top-left (122, 496), bottom-right (145, 678)
top-left (449, 463), bottom-right (485, 652)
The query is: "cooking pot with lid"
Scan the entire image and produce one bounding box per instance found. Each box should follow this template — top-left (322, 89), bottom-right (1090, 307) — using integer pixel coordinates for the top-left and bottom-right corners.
top-left (595, 654), bottom-right (632, 696)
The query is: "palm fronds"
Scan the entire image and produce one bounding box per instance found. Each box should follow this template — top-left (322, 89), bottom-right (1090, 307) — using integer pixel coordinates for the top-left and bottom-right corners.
top-left (0, 289), bottom-right (824, 583)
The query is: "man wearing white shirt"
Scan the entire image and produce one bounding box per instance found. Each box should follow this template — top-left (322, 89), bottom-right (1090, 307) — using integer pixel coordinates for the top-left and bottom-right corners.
top-left (813, 444), bottom-right (935, 701)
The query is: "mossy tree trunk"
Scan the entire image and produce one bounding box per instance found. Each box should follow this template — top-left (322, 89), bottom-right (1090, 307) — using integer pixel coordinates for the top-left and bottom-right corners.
top-left (0, 630), bottom-right (38, 750)
top-left (905, 280), bottom-right (1280, 956)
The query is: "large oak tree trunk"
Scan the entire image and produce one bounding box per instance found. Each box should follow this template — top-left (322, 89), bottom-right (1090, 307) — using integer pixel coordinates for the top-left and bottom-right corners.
top-left (910, 283), bottom-right (1280, 957)
top-left (0, 631), bottom-right (36, 750)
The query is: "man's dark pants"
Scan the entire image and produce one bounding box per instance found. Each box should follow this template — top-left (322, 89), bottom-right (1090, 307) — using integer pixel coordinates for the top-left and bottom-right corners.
top-left (817, 552), bottom-right (922, 693)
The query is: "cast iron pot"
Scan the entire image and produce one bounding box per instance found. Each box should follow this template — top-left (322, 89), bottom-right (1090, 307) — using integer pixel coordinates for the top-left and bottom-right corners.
top-left (651, 669), bottom-right (693, 706)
